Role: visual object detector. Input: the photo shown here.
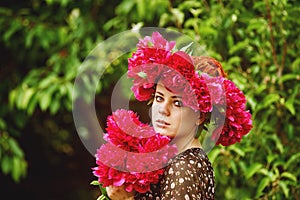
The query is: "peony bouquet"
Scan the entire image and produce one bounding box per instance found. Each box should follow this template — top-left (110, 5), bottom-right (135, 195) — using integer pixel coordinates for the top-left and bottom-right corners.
top-left (92, 109), bottom-right (177, 199)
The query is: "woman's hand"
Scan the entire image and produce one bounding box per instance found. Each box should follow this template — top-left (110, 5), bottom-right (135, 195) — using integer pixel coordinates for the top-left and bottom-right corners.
top-left (106, 185), bottom-right (135, 200)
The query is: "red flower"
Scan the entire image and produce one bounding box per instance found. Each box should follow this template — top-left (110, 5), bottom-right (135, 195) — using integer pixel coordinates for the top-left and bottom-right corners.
top-left (93, 109), bottom-right (178, 193)
top-left (137, 32), bottom-right (176, 51)
top-left (169, 51), bottom-right (195, 79)
top-left (213, 80), bottom-right (253, 146)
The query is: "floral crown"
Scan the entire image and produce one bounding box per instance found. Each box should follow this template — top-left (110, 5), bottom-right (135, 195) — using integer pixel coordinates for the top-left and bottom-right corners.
top-left (127, 32), bottom-right (252, 146)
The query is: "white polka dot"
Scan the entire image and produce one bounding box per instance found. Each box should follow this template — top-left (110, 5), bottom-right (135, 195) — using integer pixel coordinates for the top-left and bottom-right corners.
top-left (171, 182), bottom-right (175, 189)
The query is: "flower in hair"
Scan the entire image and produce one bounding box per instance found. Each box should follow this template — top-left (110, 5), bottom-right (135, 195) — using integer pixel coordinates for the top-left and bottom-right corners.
top-left (128, 31), bottom-right (253, 146)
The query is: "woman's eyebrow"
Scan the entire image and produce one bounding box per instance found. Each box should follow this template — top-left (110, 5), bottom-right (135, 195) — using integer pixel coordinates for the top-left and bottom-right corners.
top-left (171, 95), bottom-right (182, 99)
top-left (155, 91), bottom-right (164, 96)
top-left (156, 91), bottom-right (182, 99)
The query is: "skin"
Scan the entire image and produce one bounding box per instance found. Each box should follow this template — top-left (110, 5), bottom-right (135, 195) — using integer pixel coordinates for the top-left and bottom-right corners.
top-left (106, 185), bottom-right (135, 200)
top-left (151, 82), bottom-right (202, 152)
top-left (107, 82), bottom-right (204, 199)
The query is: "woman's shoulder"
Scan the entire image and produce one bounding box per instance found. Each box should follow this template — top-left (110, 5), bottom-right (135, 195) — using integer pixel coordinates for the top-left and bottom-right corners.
top-left (166, 147), bottom-right (214, 175)
top-left (172, 148), bottom-right (211, 164)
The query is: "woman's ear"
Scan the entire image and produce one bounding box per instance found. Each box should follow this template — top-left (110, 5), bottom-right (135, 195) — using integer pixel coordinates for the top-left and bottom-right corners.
top-left (196, 113), bottom-right (207, 126)
top-left (195, 113), bottom-right (207, 139)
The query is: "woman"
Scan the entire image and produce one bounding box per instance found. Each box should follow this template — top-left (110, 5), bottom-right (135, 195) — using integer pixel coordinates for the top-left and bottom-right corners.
top-left (106, 32), bottom-right (252, 199)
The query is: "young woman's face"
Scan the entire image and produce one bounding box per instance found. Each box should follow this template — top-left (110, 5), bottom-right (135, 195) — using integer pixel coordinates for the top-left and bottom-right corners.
top-left (151, 82), bottom-right (200, 138)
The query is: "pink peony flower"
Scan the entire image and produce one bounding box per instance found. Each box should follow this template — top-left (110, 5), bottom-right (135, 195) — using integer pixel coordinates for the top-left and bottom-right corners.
top-left (93, 109), bottom-right (178, 193)
top-left (137, 32), bottom-right (176, 51)
top-left (213, 80), bottom-right (253, 146)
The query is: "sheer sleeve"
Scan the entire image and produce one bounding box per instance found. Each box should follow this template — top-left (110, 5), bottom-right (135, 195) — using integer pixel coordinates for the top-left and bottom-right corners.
top-left (159, 148), bottom-right (215, 200)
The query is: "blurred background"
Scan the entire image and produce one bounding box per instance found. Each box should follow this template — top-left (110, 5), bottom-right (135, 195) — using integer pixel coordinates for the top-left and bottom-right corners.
top-left (0, 0), bottom-right (299, 199)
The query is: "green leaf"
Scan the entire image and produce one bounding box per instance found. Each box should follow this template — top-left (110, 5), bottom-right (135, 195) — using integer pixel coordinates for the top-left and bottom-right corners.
top-left (99, 185), bottom-right (108, 197)
top-left (229, 39), bottom-right (249, 55)
top-left (39, 75), bottom-right (58, 89)
top-left (245, 163), bottom-right (263, 179)
top-left (284, 84), bottom-right (299, 115)
top-left (116, 0), bottom-right (134, 15)
top-left (0, 118), bottom-right (7, 130)
top-left (25, 29), bottom-right (35, 48)
top-left (45, 0), bottom-right (54, 5)
top-left (49, 98), bottom-right (60, 115)
top-left (263, 93), bottom-right (280, 108)
top-left (291, 58), bottom-right (300, 72)
top-left (279, 181), bottom-right (289, 198)
top-left (8, 89), bottom-right (17, 109)
top-left (12, 156), bottom-right (21, 182)
top-left (256, 177), bottom-right (270, 197)
top-left (8, 138), bottom-right (24, 157)
top-left (97, 194), bottom-right (110, 200)
top-left (39, 91), bottom-right (52, 111)
top-left (171, 8), bottom-right (184, 26)
top-left (27, 92), bottom-right (39, 115)
top-left (90, 180), bottom-right (100, 186)
top-left (20, 88), bottom-right (35, 109)
top-left (179, 42), bottom-right (194, 53)
top-left (255, 84), bottom-right (267, 94)
top-left (256, 93), bottom-right (280, 112)
top-left (136, 0), bottom-right (145, 19)
top-left (285, 152), bottom-right (300, 169)
top-left (15, 88), bottom-right (24, 110)
top-left (11, 157), bottom-right (27, 183)
top-left (228, 56), bottom-right (241, 66)
top-left (159, 13), bottom-right (172, 27)
top-left (278, 74), bottom-right (300, 84)
top-left (3, 20), bottom-right (22, 42)
top-left (267, 153), bottom-right (277, 165)
top-left (228, 145), bottom-right (245, 157)
top-left (285, 97), bottom-right (295, 115)
top-left (137, 71), bottom-right (147, 78)
top-left (268, 135), bottom-right (284, 154)
top-left (229, 159), bottom-right (237, 174)
top-left (281, 172), bottom-right (297, 183)
top-left (207, 147), bottom-right (222, 163)
top-left (1, 155), bottom-right (11, 175)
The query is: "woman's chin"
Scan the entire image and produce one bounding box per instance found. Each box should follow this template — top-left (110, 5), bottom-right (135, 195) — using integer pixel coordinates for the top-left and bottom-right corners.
top-left (157, 130), bottom-right (175, 138)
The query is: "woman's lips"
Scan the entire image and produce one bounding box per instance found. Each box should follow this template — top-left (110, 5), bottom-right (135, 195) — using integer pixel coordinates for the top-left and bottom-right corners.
top-left (155, 120), bottom-right (170, 128)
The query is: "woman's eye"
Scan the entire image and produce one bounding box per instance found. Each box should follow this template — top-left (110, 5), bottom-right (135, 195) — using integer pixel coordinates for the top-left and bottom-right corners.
top-left (174, 100), bottom-right (183, 107)
top-left (155, 96), bottom-right (163, 102)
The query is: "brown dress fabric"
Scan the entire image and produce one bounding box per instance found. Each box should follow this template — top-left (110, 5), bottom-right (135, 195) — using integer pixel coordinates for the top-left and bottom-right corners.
top-left (135, 148), bottom-right (215, 200)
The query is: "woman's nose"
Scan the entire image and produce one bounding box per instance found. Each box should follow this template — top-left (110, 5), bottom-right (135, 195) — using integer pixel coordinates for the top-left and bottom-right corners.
top-left (158, 102), bottom-right (170, 116)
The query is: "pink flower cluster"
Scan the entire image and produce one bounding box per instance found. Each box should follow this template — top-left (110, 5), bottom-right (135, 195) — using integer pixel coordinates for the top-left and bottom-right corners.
top-left (128, 32), bottom-right (253, 146)
top-left (92, 109), bottom-right (177, 193)
top-left (128, 33), bottom-right (211, 112)
top-left (213, 80), bottom-right (253, 146)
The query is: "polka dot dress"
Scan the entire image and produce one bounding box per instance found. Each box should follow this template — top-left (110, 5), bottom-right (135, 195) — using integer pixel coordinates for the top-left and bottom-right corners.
top-left (135, 148), bottom-right (215, 200)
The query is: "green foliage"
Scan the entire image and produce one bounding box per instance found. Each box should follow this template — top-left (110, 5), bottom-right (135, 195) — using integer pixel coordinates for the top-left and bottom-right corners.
top-left (91, 180), bottom-right (110, 200)
top-left (1, 0), bottom-right (299, 199)
top-left (0, 131), bottom-right (27, 182)
top-left (155, 0), bottom-right (300, 198)
top-left (0, 0), bottom-right (118, 183)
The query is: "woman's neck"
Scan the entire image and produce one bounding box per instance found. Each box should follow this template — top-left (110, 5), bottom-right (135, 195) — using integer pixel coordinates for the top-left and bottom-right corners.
top-left (172, 137), bottom-right (202, 153)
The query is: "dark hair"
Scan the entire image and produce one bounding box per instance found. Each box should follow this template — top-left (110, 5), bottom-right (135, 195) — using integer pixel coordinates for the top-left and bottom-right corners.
top-left (192, 56), bottom-right (227, 138)
top-left (192, 56), bottom-right (227, 78)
